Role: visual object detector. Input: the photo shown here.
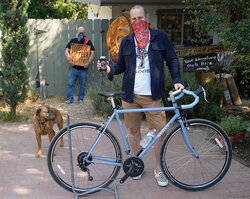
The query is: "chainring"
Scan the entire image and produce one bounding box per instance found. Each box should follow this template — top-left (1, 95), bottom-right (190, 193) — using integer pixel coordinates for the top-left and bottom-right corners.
top-left (123, 157), bottom-right (144, 177)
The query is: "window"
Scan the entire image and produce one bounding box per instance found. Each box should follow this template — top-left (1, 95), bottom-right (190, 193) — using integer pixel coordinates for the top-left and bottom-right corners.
top-left (157, 9), bottom-right (197, 47)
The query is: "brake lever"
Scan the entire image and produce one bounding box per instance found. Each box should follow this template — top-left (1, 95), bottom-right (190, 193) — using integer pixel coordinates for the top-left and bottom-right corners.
top-left (202, 87), bottom-right (209, 103)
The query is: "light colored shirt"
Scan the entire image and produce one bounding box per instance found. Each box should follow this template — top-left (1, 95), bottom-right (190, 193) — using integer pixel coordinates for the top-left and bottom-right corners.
top-left (134, 33), bottom-right (151, 95)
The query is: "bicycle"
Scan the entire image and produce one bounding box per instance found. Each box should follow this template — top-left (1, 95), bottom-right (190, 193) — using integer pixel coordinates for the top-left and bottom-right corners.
top-left (47, 85), bottom-right (232, 194)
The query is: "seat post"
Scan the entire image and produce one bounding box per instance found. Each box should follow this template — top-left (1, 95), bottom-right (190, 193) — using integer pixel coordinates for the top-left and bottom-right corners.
top-left (107, 97), bottom-right (116, 109)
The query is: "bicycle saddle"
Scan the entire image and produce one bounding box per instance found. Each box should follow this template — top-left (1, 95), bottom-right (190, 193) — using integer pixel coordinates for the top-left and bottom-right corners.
top-left (98, 91), bottom-right (125, 98)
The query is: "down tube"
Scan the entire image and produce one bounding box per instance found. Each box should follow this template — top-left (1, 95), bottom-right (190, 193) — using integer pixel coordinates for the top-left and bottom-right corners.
top-left (87, 112), bottom-right (116, 156)
top-left (138, 114), bottom-right (179, 159)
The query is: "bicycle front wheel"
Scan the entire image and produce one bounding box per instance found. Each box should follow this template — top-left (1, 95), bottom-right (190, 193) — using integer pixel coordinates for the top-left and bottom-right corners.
top-left (160, 119), bottom-right (232, 191)
top-left (47, 122), bottom-right (122, 194)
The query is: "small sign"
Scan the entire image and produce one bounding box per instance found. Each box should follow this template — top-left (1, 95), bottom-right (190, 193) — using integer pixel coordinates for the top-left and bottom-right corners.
top-left (70, 43), bottom-right (91, 66)
top-left (224, 90), bottom-right (231, 102)
top-left (183, 53), bottom-right (218, 72)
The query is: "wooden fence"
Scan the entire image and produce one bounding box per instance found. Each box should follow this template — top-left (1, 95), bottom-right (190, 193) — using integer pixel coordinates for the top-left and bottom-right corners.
top-left (26, 19), bottom-right (112, 96)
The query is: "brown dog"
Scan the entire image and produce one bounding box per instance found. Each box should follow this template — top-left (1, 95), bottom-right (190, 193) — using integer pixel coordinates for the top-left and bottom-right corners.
top-left (33, 105), bottom-right (64, 157)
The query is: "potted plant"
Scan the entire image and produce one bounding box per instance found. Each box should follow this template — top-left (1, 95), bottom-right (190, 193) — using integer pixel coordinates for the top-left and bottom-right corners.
top-left (219, 115), bottom-right (248, 144)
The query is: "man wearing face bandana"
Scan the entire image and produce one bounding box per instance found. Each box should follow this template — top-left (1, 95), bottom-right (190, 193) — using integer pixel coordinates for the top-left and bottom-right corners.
top-left (65, 26), bottom-right (95, 104)
top-left (97, 5), bottom-right (183, 186)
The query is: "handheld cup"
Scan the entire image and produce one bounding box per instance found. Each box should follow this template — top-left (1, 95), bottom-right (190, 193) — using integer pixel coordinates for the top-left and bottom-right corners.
top-left (99, 56), bottom-right (107, 72)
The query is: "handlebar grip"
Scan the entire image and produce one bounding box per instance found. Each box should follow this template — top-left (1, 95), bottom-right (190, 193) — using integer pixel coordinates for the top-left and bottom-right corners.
top-left (194, 85), bottom-right (203, 96)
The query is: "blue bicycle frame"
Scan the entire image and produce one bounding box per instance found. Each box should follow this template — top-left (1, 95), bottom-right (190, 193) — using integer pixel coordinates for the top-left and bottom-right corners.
top-left (85, 89), bottom-right (200, 167)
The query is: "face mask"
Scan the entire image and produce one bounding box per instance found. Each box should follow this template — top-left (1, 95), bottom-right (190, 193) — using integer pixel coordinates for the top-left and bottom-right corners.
top-left (78, 32), bottom-right (85, 42)
top-left (131, 19), bottom-right (149, 50)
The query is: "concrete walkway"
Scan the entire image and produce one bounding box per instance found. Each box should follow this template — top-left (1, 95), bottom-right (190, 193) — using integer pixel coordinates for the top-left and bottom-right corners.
top-left (0, 121), bottom-right (250, 199)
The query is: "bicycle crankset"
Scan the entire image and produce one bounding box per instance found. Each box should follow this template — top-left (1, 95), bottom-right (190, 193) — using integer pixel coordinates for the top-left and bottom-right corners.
top-left (120, 157), bottom-right (144, 184)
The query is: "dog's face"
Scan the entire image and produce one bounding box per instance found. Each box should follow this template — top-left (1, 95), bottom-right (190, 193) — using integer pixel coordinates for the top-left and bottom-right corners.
top-left (36, 105), bottom-right (55, 120)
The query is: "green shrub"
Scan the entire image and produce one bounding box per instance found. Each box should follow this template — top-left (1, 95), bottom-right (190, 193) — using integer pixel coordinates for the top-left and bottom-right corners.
top-left (0, 111), bottom-right (22, 122)
top-left (191, 80), bottom-right (224, 122)
top-left (219, 115), bottom-right (248, 136)
top-left (164, 71), bottom-right (224, 122)
top-left (88, 74), bottom-right (122, 117)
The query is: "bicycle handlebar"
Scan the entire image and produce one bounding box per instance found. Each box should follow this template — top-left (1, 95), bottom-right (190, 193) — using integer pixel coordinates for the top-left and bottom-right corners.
top-left (167, 85), bottom-right (206, 110)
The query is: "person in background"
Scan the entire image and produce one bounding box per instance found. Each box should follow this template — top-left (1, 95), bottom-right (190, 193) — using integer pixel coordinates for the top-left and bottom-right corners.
top-left (65, 26), bottom-right (95, 104)
top-left (97, 5), bottom-right (183, 186)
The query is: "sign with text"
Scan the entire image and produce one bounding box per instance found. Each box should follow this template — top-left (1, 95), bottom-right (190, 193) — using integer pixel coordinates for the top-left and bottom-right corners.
top-left (176, 45), bottom-right (224, 57)
top-left (183, 53), bottom-right (218, 72)
top-left (70, 43), bottom-right (91, 66)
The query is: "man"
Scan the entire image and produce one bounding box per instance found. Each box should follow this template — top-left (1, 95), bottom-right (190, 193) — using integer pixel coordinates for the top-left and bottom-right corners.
top-left (65, 26), bottom-right (95, 104)
top-left (97, 5), bottom-right (183, 186)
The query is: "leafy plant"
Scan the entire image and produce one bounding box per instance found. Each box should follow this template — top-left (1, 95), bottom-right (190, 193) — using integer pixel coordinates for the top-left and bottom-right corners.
top-left (0, 111), bottom-right (29, 122)
top-left (164, 70), bottom-right (224, 122)
top-left (88, 74), bottom-right (123, 117)
top-left (219, 115), bottom-right (248, 136)
top-left (191, 80), bottom-right (224, 122)
top-left (0, 0), bottom-right (30, 116)
top-left (27, 0), bottom-right (88, 19)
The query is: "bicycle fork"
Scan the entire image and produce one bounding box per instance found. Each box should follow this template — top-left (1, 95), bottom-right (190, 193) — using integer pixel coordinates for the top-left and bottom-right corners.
top-left (178, 118), bottom-right (200, 158)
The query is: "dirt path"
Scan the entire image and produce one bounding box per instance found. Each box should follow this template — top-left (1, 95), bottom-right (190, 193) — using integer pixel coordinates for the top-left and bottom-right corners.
top-left (0, 96), bottom-right (103, 123)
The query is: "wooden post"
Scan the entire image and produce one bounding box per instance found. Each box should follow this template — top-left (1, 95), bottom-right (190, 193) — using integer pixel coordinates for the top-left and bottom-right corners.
top-left (215, 73), bottom-right (233, 106)
top-left (225, 74), bottom-right (242, 106)
top-left (195, 72), bottom-right (202, 85)
top-left (34, 28), bottom-right (47, 105)
top-left (38, 51), bottom-right (48, 105)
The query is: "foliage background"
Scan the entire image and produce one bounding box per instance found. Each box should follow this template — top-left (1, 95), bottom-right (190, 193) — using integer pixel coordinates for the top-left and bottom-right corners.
top-left (183, 0), bottom-right (250, 99)
top-left (0, 0), bottom-right (30, 115)
top-left (27, 0), bottom-right (88, 19)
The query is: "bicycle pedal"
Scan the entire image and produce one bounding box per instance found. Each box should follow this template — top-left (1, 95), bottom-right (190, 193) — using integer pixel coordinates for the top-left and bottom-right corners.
top-left (88, 176), bottom-right (93, 181)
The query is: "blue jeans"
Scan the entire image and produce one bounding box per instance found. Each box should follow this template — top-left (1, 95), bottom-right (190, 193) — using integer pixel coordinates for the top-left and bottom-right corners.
top-left (66, 67), bottom-right (88, 102)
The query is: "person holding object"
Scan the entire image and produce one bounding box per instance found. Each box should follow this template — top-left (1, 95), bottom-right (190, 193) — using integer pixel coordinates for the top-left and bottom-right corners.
top-left (97, 5), bottom-right (183, 186)
top-left (65, 26), bottom-right (95, 104)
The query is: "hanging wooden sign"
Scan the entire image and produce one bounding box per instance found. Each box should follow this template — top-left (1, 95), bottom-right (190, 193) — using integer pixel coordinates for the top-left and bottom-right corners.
top-left (70, 43), bottom-right (91, 66)
top-left (183, 53), bottom-right (218, 72)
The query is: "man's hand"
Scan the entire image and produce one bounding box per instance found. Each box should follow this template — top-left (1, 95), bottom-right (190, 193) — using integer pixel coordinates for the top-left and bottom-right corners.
top-left (174, 83), bottom-right (184, 90)
top-left (83, 63), bottom-right (90, 68)
top-left (68, 59), bottom-right (75, 67)
top-left (97, 60), bottom-right (111, 73)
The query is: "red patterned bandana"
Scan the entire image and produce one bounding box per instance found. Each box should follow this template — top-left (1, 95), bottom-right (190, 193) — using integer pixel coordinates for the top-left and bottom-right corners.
top-left (132, 19), bottom-right (149, 50)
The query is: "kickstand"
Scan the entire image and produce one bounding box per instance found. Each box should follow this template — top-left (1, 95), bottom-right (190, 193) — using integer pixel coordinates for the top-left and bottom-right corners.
top-left (67, 115), bottom-right (119, 199)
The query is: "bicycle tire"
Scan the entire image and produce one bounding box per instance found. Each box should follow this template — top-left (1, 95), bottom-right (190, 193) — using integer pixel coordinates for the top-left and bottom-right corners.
top-left (47, 121), bottom-right (122, 193)
top-left (160, 119), bottom-right (232, 191)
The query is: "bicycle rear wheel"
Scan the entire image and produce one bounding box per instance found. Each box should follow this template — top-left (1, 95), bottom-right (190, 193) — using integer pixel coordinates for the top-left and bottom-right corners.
top-left (160, 119), bottom-right (232, 191)
top-left (47, 122), bottom-right (122, 193)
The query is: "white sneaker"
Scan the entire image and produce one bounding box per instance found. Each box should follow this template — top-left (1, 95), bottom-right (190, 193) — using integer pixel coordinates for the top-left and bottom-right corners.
top-left (132, 171), bottom-right (143, 180)
top-left (154, 170), bottom-right (168, 187)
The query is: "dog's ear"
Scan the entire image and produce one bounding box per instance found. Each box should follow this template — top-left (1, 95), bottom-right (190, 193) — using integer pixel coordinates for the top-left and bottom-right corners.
top-left (36, 108), bottom-right (41, 116)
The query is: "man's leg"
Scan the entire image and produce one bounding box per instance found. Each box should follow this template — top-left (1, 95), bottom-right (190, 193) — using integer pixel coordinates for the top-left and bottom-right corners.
top-left (141, 96), bottom-right (167, 173)
top-left (143, 97), bottom-right (168, 186)
top-left (78, 69), bottom-right (88, 101)
top-left (128, 127), bottom-right (142, 156)
top-left (153, 132), bottom-right (164, 173)
top-left (122, 98), bottom-right (142, 155)
top-left (66, 67), bottom-right (78, 103)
